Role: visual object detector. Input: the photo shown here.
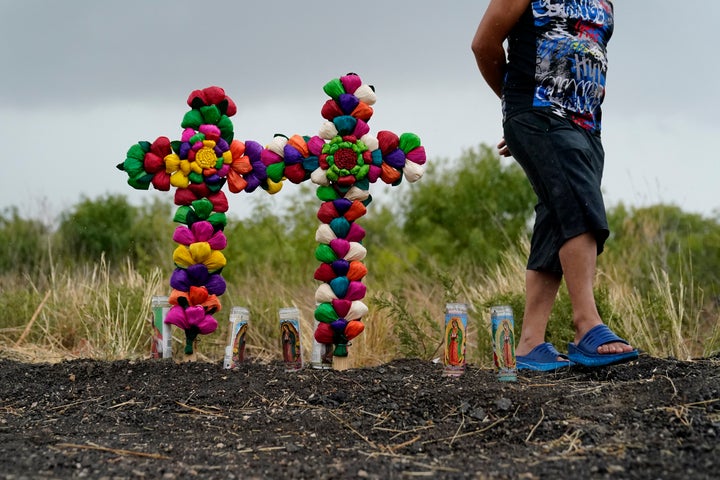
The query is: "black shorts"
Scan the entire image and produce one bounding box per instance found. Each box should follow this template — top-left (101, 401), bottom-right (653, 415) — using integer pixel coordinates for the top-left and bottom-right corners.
top-left (503, 110), bottom-right (609, 274)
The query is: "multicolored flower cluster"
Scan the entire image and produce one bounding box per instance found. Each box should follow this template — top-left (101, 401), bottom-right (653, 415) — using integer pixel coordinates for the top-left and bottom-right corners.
top-left (312, 198), bottom-right (369, 354)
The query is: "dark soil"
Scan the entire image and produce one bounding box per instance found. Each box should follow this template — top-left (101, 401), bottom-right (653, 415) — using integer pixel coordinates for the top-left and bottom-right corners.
top-left (1, 354), bottom-right (719, 479)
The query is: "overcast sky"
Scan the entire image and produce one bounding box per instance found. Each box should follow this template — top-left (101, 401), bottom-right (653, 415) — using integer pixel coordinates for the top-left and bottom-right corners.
top-left (1, 0), bottom-right (718, 224)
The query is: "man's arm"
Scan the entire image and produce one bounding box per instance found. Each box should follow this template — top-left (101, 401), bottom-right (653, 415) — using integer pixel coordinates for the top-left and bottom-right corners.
top-left (471, 0), bottom-right (531, 99)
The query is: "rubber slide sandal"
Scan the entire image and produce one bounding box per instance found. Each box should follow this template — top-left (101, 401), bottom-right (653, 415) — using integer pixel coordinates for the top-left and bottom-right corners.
top-left (567, 324), bottom-right (638, 367)
top-left (516, 342), bottom-right (574, 371)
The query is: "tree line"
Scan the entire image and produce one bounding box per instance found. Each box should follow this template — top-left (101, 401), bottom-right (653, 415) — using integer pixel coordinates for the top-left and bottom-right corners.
top-left (2, 144), bottom-right (719, 305)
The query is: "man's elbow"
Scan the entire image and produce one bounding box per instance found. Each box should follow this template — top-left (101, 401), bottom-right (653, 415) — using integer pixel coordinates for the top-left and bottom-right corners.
top-left (471, 42), bottom-right (494, 68)
top-left (471, 34), bottom-right (496, 61)
top-left (471, 37), bottom-right (484, 57)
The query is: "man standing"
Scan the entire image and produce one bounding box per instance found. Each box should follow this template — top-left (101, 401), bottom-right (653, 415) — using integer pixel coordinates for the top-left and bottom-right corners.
top-left (471, 0), bottom-right (638, 369)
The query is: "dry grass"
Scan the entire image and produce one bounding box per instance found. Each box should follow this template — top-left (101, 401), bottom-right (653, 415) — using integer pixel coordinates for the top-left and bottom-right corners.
top-left (603, 264), bottom-right (720, 360)
top-left (1, 245), bottom-right (718, 365)
top-left (2, 257), bottom-right (164, 362)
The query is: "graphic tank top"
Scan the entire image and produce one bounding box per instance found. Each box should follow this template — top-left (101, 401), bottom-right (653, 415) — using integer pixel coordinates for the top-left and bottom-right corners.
top-left (502, 0), bottom-right (614, 134)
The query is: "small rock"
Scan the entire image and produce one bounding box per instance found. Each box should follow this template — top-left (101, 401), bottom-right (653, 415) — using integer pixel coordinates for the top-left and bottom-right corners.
top-left (495, 397), bottom-right (512, 411)
top-left (470, 408), bottom-right (486, 421)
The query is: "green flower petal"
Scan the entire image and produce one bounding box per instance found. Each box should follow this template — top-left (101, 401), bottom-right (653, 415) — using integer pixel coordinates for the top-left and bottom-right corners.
top-left (200, 105), bottom-right (221, 125)
top-left (326, 168), bottom-right (339, 182)
top-left (323, 78), bottom-right (345, 99)
top-left (267, 162), bottom-right (285, 182)
top-left (356, 164), bottom-right (370, 179)
top-left (127, 144), bottom-right (148, 161)
top-left (207, 212), bottom-right (227, 230)
top-left (188, 172), bottom-right (204, 184)
top-left (314, 302), bottom-right (338, 323)
top-left (181, 110), bottom-right (203, 129)
top-left (189, 133), bottom-right (205, 144)
top-left (315, 244), bottom-right (337, 263)
top-left (127, 173), bottom-right (151, 190)
top-left (399, 133), bottom-right (421, 152)
top-left (173, 205), bottom-right (192, 225)
top-left (122, 157), bottom-right (145, 177)
top-left (206, 182), bottom-right (223, 193)
top-left (316, 185), bottom-right (339, 201)
top-left (192, 198), bottom-right (214, 219)
top-left (217, 116), bottom-right (234, 142)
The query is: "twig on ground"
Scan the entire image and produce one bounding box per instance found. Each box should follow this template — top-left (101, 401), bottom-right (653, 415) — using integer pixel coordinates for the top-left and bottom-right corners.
top-left (175, 402), bottom-right (227, 418)
top-left (328, 410), bottom-right (379, 450)
top-left (657, 374), bottom-right (678, 398)
top-left (373, 424), bottom-right (435, 441)
top-left (110, 400), bottom-right (142, 409)
top-left (388, 434), bottom-right (421, 452)
top-left (361, 409), bottom-right (392, 428)
top-left (56, 442), bottom-right (170, 460)
top-left (448, 416), bottom-right (465, 447)
top-left (48, 397), bottom-right (103, 413)
top-left (422, 414), bottom-right (509, 445)
top-left (255, 446), bottom-right (286, 452)
top-left (562, 385), bottom-right (605, 398)
top-left (525, 407), bottom-right (545, 443)
top-left (643, 398), bottom-right (719, 416)
top-left (564, 430), bottom-right (583, 454)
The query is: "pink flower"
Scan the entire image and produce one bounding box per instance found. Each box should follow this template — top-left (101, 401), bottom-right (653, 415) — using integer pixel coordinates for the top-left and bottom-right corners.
top-left (164, 305), bottom-right (218, 335)
top-left (172, 221), bottom-right (227, 250)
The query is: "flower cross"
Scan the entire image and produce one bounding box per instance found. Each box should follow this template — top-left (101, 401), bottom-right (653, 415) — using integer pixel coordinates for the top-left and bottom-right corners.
top-left (117, 74), bottom-right (426, 365)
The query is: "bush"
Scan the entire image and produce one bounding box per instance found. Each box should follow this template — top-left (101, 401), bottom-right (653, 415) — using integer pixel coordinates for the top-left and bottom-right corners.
top-left (0, 207), bottom-right (50, 277)
top-left (402, 145), bottom-right (535, 271)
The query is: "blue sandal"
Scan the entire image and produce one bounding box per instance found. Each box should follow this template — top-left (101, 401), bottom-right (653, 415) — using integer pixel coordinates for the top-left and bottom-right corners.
top-left (567, 324), bottom-right (639, 367)
top-left (517, 342), bottom-right (574, 371)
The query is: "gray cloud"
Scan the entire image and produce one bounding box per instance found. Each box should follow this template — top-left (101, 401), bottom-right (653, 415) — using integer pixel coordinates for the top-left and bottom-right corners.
top-left (1, 0), bottom-right (481, 109)
top-left (1, 0), bottom-right (718, 217)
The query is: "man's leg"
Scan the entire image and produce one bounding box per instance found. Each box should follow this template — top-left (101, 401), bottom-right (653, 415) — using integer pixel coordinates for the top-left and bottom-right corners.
top-left (515, 269), bottom-right (561, 357)
top-left (560, 232), bottom-right (635, 354)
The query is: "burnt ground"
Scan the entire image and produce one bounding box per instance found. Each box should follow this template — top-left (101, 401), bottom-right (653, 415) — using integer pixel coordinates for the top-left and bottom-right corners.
top-left (1, 354), bottom-right (719, 480)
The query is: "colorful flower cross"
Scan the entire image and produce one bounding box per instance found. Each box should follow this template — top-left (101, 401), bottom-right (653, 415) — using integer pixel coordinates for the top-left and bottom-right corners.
top-left (117, 74), bottom-right (426, 365)
top-left (256, 73), bottom-right (427, 363)
top-left (118, 86), bottom-right (273, 358)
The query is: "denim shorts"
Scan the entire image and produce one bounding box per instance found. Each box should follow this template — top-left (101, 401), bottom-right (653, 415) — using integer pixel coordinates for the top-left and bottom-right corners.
top-left (503, 110), bottom-right (609, 274)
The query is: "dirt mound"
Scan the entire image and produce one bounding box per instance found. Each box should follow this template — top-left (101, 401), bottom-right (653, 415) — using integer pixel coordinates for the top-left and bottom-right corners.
top-left (1, 355), bottom-right (718, 479)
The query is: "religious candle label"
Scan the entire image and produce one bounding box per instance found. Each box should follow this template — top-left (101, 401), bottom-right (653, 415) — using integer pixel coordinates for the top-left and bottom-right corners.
top-left (279, 307), bottom-right (303, 371)
top-left (443, 303), bottom-right (468, 376)
top-left (224, 306), bottom-right (249, 369)
top-left (491, 305), bottom-right (517, 382)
